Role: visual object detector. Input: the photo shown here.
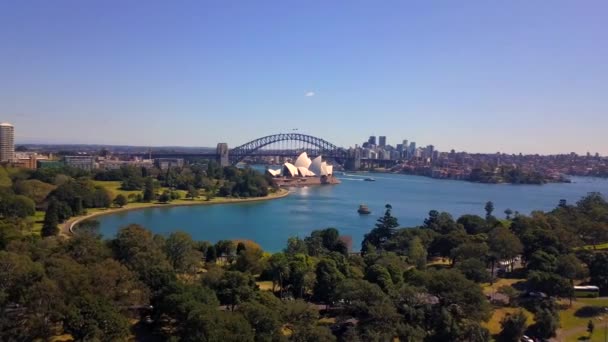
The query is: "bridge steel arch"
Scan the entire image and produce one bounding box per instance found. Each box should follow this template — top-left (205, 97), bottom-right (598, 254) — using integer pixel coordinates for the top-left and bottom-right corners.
top-left (229, 133), bottom-right (344, 164)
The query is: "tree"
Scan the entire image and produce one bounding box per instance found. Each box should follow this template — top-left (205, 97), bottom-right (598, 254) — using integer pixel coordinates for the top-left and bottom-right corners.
top-left (527, 271), bottom-right (572, 298)
top-left (361, 204), bottom-right (399, 252)
top-left (504, 208), bottom-right (514, 220)
top-left (425, 269), bottom-right (491, 321)
top-left (457, 258), bottom-right (491, 283)
top-left (485, 201), bottom-right (495, 220)
top-left (13, 179), bottom-right (55, 205)
top-left (588, 320), bottom-right (595, 338)
top-left (457, 214), bottom-right (490, 235)
top-left (113, 194), bottom-right (128, 208)
top-left (158, 191), bottom-right (171, 203)
top-left (235, 245), bottom-right (265, 274)
top-left (589, 252), bottom-right (608, 292)
top-left (216, 271), bottom-right (257, 310)
top-left (267, 253), bottom-right (290, 293)
top-left (334, 279), bottom-right (400, 339)
top-left (313, 258), bottom-right (345, 303)
top-left (529, 307), bottom-right (559, 339)
top-left (63, 296), bottom-right (130, 341)
top-left (186, 186), bottom-right (199, 200)
top-left (285, 237), bottom-right (307, 255)
top-left (238, 301), bottom-right (282, 342)
top-left (0, 194), bottom-right (36, 218)
top-left (407, 237), bottom-right (427, 270)
top-left (557, 254), bottom-right (587, 305)
top-left (41, 198), bottom-right (60, 237)
top-left (164, 231), bottom-right (201, 273)
top-left (488, 226), bottom-right (523, 282)
top-left (498, 310), bottom-right (527, 342)
top-left (237, 241), bottom-right (246, 255)
top-left (206, 246), bottom-right (217, 263)
top-left (143, 177), bottom-right (156, 202)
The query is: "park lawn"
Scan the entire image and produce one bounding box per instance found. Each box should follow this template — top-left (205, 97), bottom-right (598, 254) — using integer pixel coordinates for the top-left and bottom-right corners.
top-left (256, 281), bottom-right (274, 291)
top-left (427, 258), bottom-right (451, 267)
top-left (483, 307), bottom-right (534, 335)
top-left (559, 297), bottom-right (608, 341)
top-left (92, 180), bottom-right (142, 198)
top-left (93, 180), bottom-right (194, 201)
top-left (580, 242), bottom-right (608, 251)
top-left (29, 210), bottom-right (46, 234)
top-left (482, 278), bottom-right (523, 295)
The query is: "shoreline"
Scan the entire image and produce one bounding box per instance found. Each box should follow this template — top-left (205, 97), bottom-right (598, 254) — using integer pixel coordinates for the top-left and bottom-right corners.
top-left (343, 170), bottom-right (571, 185)
top-left (62, 188), bottom-right (290, 236)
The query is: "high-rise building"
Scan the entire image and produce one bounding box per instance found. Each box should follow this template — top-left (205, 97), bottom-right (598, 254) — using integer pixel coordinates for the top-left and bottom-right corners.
top-left (367, 136), bottom-right (376, 146)
top-left (0, 123), bottom-right (15, 162)
top-left (379, 136), bottom-right (386, 147)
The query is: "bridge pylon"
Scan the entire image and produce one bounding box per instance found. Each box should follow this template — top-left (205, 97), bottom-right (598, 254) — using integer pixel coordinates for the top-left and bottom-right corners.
top-left (216, 143), bottom-right (229, 167)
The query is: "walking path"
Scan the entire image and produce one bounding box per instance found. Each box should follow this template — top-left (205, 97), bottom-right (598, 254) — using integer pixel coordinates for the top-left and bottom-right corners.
top-left (61, 189), bottom-right (290, 236)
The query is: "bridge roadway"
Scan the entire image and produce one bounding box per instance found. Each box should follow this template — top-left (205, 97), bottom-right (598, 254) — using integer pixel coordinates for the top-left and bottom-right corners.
top-left (119, 133), bottom-right (396, 169)
top-left (125, 151), bottom-right (396, 168)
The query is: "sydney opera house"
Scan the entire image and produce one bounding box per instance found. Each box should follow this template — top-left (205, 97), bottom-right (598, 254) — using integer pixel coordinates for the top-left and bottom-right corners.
top-left (267, 152), bottom-right (339, 186)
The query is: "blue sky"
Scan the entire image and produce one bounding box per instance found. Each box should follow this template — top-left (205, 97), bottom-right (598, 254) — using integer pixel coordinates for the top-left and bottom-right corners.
top-left (1, 1), bottom-right (606, 154)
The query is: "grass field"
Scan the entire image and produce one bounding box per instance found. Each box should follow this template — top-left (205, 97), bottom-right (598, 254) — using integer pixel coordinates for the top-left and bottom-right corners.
top-left (580, 242), bottom-right (608, 251)
top-left (482, 278), bottom-right (523, 295)
top-left (29, 211), bottom-right (45, 234)
top-left (557, 297), bottom-right (608, 341)
top-left (92, 180), bottom-right (143, 198)
top-left (483, 307), bottom-right (534, 335)
top-left (256, 281), bottom-right (274, 291)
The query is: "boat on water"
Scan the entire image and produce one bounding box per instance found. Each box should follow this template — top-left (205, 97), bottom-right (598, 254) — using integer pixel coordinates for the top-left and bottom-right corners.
top-left (358, 204), bottom-right (371, 215)
top-left (364, 178), bottom-right (376, 182)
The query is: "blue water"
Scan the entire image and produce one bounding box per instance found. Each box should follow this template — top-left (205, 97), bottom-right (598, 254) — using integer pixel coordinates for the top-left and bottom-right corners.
top-left (92, 174), bottom-right (608, 251)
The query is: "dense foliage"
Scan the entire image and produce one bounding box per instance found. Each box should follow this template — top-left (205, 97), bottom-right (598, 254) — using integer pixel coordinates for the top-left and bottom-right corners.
top-left (2, 185), bottom-right (608, 340)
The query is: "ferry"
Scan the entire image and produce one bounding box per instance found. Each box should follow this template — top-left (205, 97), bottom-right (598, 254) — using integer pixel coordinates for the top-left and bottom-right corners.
top-left (357, 204), bottom-right (371, 215)
top-left (364, 177), bottom-right (376, 182)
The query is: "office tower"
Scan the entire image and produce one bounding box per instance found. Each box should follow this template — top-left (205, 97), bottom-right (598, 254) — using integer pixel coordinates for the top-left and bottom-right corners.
top-left (427, 145), bottom-right (435, 159)
top-left (379, 136), bottom-right (386, 147)
top-left (409, 142), bottom-right (416, 155)
top-left (0, 123), bottom-right (15, 162)
top-left (368, 136), bottom-right (376, 146)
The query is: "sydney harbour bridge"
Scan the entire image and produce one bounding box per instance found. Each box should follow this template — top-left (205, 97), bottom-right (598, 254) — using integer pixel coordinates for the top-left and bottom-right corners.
top-left (134, 133), bottom-right (395, 170)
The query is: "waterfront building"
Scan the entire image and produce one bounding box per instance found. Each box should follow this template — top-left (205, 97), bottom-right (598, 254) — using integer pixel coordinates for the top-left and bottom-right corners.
top-left (37, 160), bottom-right (64, 169)
top-left (64, 155), bottom-right (96, 171)
top-left (98, 158), bottom-right (154, 170)
top-left (0, 123), bottom-right (15, 162)
top-left (379, 136), bottom-right (387, 147)
top-left (12, 152), bottom-right (50, 169)
top-left (155, 158), bottom-right (184, 170)
top-left (269, 152), bottom-right (333, 178)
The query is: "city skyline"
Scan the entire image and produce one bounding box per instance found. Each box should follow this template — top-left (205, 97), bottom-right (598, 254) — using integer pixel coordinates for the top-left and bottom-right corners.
top-left (1, 1), bottom-right (607, 154)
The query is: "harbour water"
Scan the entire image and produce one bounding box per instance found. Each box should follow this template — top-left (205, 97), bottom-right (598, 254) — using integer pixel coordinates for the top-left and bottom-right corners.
top-left (92, 173), bottom-right (608, 251)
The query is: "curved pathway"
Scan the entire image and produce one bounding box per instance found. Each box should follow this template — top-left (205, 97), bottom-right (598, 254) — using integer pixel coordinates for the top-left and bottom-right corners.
top-left (61, 189), bottom-right (290, 236)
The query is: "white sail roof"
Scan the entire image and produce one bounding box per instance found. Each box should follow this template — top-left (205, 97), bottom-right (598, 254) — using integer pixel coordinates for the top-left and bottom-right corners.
top-left (297, 166), bottom-right (315, 177)
top-left (320, 162), bottom-right (328, 176)
top-left (267, 168), bottom-right (281, 177)
top-left (326, 165), bottom-right (333, 175)
top-left (294, 152), bottom-right (312, 169)
top-left (310, 156), bottom-right (323, 175)
top-left (283, 163), bottom-right (298, 177)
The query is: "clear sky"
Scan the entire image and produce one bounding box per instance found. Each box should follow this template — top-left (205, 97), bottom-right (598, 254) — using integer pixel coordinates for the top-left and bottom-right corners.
top-left (1, 1), bottom-right (607, 154)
